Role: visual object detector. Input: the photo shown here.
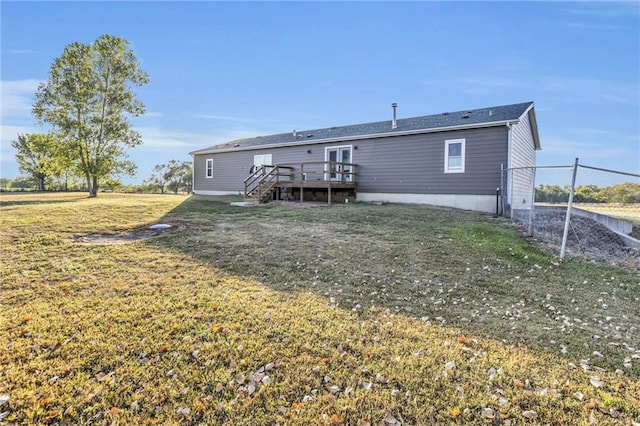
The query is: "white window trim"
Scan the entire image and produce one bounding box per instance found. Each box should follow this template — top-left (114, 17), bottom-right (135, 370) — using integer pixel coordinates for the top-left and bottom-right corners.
top-left (444, 138), bottom-right (465, 174)
top-left (205, 158), bottom-right (213, 178)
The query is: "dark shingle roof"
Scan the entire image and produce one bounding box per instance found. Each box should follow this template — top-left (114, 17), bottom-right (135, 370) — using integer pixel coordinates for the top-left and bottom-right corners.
top-left (191, 101), bottom-right (534, 154)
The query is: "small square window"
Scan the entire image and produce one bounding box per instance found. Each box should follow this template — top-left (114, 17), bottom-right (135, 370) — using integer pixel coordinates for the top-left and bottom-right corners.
top-left (444, 139), bottom-right (465, 173)
top-left (205, 159), bottom-right (213, 178)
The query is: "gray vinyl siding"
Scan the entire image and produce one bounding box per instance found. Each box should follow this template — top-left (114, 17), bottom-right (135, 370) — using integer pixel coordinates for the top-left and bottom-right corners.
top-left (509, 108), bottom-right (537, 207)
top-left (193, 126), bottom-right (509, 196)
top-left (193, 145), bottom-right (329, 192)
top-left (356, 126), bottom-right (508, 195)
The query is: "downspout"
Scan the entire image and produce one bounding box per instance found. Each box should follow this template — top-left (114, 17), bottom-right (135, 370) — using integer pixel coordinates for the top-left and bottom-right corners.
top-left (506, 123), bottom-right (513, 217)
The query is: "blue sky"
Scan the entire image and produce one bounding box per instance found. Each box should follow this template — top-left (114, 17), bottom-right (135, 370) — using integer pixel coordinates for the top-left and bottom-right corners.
top-left (1, 1), bottom-right (638, 185)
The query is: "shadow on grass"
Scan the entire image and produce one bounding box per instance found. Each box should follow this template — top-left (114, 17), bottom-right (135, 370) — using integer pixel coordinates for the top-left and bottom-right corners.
top-left (148, 195), bottom-right (640, 377)
top-left (0, 192), bottom-right (89, 207)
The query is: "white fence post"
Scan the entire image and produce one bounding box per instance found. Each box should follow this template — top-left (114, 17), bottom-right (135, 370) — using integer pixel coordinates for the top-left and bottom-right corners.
top-left (560, 158), bottom-right (579, 259)
top-left (527, 167), bottom-right (536, 235)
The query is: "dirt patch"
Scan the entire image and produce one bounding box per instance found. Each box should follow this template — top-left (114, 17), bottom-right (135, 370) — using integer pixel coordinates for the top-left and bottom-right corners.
top-left (72, 225), bottom-right (181, 245)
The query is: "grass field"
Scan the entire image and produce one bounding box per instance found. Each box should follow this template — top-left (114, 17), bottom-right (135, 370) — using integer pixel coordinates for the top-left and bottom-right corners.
top-left (1, 193), bottom-right (639, 425)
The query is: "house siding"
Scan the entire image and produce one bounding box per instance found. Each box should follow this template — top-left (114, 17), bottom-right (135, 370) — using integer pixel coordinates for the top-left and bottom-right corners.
top-left (508, 108), bottom-right (537, 209)
top-left (193, 126), bottom-right (509, 198)
top-left (354, 127), bottom-right (508, 195)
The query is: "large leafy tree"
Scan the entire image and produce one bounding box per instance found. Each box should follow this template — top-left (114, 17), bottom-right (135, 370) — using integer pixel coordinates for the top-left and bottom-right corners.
top-left (32, 34), bottom-right (149, 197)
top-left (11, 133), bottom-right (64, 191)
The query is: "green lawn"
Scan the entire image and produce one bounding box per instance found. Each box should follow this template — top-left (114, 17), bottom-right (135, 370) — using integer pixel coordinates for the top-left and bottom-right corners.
top-left (1, 193), bottom-right (638, 424)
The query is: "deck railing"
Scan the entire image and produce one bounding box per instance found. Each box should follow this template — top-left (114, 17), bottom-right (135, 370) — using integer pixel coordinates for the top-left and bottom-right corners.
top-left (243, 165), bottom-right (294, 201)
top-left (243, 161), bottom-right (358, 201)
top-left (279, 161), bottom-right (358, 183)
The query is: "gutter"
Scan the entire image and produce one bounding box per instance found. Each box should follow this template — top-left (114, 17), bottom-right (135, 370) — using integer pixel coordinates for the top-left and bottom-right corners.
top-left (190, 119), bottom-right (520, 156)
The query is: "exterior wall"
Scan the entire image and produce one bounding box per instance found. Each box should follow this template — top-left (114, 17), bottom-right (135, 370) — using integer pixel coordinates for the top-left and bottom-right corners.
top-left (352, 126), bottom-right (508, 195)
top-left (508, 108), bottom-right (537, 210)
top-left (193, 144), bottom-right (328, 193)
top-left (192, 126), bottom-right (509, 209)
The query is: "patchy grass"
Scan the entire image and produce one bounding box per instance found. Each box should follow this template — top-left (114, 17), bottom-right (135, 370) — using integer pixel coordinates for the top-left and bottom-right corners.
top-left (0, 193), bottom-right (639, 425)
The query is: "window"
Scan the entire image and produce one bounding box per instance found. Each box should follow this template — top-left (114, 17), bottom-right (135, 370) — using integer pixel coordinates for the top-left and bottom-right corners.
top-left (444, 139), bottom-right (465, 173)
top-left (205, 159), bottom-right (213, 178)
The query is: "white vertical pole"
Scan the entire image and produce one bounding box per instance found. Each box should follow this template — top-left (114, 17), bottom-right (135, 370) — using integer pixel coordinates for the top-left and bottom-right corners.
top-left (527, 167), bottom-right (536, 235)
top-left (509, 168), bottom-right (514, 218)
top-left (560, 158), bottom-right (579, 259)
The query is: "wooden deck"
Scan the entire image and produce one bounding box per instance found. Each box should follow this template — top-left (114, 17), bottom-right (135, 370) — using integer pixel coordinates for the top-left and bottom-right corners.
top-left (244, 161), bottom-right (358, 204)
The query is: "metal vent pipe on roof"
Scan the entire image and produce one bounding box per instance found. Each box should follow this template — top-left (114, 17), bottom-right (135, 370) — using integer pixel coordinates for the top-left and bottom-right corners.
top-left (391, 103), bottom-right (398, 129)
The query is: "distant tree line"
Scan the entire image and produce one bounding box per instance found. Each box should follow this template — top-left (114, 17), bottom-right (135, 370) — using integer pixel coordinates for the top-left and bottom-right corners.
top-left (2, 159), bottom-right (192, 194)
top-left (535, 182), bottom-right (640, 204)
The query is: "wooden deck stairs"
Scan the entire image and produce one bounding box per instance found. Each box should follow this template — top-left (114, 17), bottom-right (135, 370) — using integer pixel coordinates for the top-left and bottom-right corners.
top-left (243, 162), bottom-right (358, 204)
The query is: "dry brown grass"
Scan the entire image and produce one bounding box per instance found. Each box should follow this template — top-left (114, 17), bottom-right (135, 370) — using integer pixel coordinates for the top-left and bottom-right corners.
top-left (1, 193), bottom-right (639, 425)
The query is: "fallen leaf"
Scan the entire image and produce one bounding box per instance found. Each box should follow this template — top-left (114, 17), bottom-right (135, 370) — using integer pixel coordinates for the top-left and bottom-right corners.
top-left (513, 378), bottom-right (524, 388)
top-left (522, 410), bottom-right (538, 419)
top-left (331, 413), bottom-right (341, 424)
top-left (47, 409), bottom-right (61, 418)
top-left (584, 400), bottom-right (597, 409)
top-left (457, 335), bottom-right (467, 344)
top-left (451, 407), bottom-right (461, 417)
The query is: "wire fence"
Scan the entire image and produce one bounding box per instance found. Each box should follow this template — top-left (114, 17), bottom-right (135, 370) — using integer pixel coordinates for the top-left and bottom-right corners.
top-left (505, 159), bottom-right (640, 268)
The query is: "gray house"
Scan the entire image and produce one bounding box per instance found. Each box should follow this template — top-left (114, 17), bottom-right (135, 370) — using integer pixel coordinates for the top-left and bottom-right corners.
top-left (190, 101), bottom-right (540, 213)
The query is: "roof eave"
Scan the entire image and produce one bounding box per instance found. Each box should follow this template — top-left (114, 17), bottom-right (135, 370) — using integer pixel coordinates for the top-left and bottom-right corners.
top-left (523, 104), bottom-right (541, 150)
top-left (190, 119), bottom-right (519, 156)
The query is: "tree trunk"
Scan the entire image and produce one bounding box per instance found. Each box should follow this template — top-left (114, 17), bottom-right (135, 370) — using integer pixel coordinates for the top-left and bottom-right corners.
top-left (86, 174), bottom-right (96, 197)
top-left (39, 177), bottom-right (45, 192)
top-left (90, 176), bottom-right (99, 197)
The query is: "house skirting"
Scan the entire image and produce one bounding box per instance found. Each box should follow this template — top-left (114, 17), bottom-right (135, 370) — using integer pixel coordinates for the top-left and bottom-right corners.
top-left (193, 190), bottom-right (241, 196)
top-left (356, 192), bottom-right (496, 213)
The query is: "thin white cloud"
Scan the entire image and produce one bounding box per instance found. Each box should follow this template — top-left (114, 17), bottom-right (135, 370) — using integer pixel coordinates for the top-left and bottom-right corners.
top-left (560, 21), bottom-right (621, 30)
top-left (195, 114), bottom-right (287, 128)
top-left (139, 111), bottom-right (164, 118)
top-left (452, 74), bottom-right (639, 106)
top-left (563, 4), bottom-right (640, 19)
top-left (566, 128), bottom-right (621, 137)
top-left (138, 127), bottom-right (260, 151)
top-left (3, 49), bottom-right (39, 55)
top-left (0, 79), bottom-right (42, 118)
top-left (540, 137), bottom-right (634, 160)
top-left (196, 114), bottom-right (258, 122)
